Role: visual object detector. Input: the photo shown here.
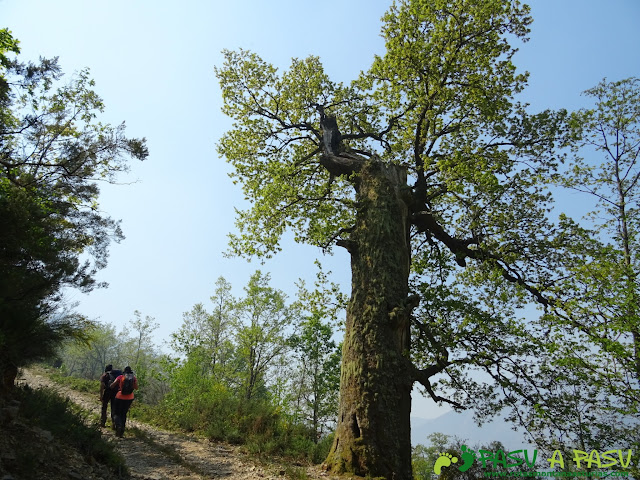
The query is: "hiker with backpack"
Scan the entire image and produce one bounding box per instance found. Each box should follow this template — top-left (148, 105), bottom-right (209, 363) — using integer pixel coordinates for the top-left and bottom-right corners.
top-left (110, 365), bottom-right (138, 437)
top-left (99, 364), bottom-right (122, 428)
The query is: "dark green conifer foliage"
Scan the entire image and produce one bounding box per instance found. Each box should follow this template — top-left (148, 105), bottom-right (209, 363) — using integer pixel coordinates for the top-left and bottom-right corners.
top-left (0, 29), bottom-right (148, 393)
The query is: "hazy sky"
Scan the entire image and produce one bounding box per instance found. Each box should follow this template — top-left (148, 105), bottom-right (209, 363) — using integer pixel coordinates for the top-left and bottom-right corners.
top-left (2, 0), bottom-right (639, 421)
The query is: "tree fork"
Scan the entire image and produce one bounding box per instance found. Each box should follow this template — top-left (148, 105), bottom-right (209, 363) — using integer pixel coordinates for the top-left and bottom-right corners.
top-left (324, 157), bottom-right (414, 479)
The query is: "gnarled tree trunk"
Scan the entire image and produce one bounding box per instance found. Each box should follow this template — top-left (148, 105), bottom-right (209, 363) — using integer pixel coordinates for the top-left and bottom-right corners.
top-left (324, 158), bottom-right (414, 479)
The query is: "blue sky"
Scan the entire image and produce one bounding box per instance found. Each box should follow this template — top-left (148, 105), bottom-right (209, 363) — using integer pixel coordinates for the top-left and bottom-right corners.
top-left (2, 0), bottom-right (639, 421)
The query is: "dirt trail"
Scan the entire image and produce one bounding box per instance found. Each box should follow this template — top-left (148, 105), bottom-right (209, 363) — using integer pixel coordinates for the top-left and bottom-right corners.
top-left (18, 369), bottom-right (341, 480)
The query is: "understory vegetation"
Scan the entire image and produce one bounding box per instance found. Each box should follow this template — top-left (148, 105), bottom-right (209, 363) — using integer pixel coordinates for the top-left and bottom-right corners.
top-left (50, 362), bottom-right (334, 464)
top-left (51, 267), bottom-right (343, 464)
top-left (18, 385), bottom-right (126, 471)
top-left (137, 387), bottom-right (335, 463)
top-left (0, 381), bottom-right (127, 479)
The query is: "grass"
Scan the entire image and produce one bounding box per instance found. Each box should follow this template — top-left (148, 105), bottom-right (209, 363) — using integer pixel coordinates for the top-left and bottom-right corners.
top-left (132, 387), bottom-right (334, 464)
top-left (16, 383), bottom-right (128, 476)
top-left (283, 465), bottom-right (311, 480)
top-left (41, 366), bottom-right (336, 479)
top-left (49, 369), bottom-right (97, 393)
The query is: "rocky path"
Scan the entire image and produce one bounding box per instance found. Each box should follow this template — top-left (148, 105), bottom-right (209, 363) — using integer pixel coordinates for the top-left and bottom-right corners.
top-left (18, 369), bottom-right (341, 480)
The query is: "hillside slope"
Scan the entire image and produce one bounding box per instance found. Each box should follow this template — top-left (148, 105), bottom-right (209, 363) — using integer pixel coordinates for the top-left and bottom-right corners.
top-left (9, 369), bottom-right (344, 480)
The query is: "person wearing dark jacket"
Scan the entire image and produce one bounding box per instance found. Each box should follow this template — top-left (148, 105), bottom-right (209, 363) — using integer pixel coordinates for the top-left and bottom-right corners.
top-left (98, 364), bottom-right (115, 428)
top-left (110, 366), bottom-right (138, 437)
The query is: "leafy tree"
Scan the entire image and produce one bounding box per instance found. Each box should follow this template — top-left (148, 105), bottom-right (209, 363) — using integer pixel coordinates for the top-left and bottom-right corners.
top-left (288, 317), bottom-right (340, 437)
top-left (559, 77), bottom-right (640, 401)
top-left (59, 322), bottom-right (120, 379)
top-left (120, 310), bottom-right (159, 400)
top-left (170, 277), bottom-right (236, 382)
top-left (288, 263), bottom-right (345, 440)
top-left (232, 271), bottom-right (296, 400)
top-left (57, 317), bottom-right (168, 404)
top-left (207, 277), bottom-right (236, 379)
top-left (499, 77), bottom-right (640, 472)
top-left (0, 30), bottom-right (147, 392)
top-left (215, 0), bottom-right (567, 477)
top-left (412, 433), bottom-right (452, 480)
top-left (161, 350), bottom-right (223, 426)
top-left (0, 28), bottom-right (19, 125)
top-left (171, 303), bottom-right (210, 360)
top-left (125, 311), bottom-right (159, 367)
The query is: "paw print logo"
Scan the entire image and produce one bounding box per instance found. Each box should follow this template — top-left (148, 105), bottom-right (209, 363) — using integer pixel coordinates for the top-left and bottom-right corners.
top-left (433, 452), bottom-right (458, 475)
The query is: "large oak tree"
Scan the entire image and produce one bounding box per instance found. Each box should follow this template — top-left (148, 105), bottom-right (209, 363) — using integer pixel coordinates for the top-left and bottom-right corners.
top-left (215, 1), bottom-right (567, 477)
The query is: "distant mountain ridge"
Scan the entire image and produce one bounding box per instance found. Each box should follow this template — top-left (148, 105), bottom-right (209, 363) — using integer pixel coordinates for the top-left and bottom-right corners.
top-left (411, 409), bottom-right (532, 449)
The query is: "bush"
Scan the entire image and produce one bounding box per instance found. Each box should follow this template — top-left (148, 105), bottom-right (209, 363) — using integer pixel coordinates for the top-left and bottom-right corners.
top-left (312, 433), bottom-right (334, 464)
top-left (49, 369), bottom-right (97, 393)
top-left (138, 379), bottom-right (331, 463)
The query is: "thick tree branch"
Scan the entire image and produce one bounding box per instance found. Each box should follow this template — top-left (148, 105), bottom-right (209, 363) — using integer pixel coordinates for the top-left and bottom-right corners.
top-left (408, 359), bottom-right (466, 409)
top-left (411, 209), bottom-right (553, 307)
top-left (318, 152), bottom-right (365, 178)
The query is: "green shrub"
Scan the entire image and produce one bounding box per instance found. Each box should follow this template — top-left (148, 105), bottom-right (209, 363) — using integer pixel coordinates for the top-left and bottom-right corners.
top-left (312, 433), bottom-right (334, 464)
top-left (126, 377), bottom-right (334, 464)
top-left (49, 369), bottom-right (98, 393)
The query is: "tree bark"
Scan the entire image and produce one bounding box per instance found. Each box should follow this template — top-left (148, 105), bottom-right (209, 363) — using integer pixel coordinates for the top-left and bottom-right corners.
top-left (324, 158), bottom-right (414, 479)
top-left (0, 357), bottom-right (18, 397)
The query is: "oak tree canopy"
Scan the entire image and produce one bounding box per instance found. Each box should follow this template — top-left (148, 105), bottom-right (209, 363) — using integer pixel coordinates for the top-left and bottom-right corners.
top-left (215, 1), bottom-right (570, 477)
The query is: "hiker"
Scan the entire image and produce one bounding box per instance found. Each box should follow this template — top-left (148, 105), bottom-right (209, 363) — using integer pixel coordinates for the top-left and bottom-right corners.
top-left (98, 364), bottom-right (121, 428)
top-left (110, 366), bottom-right (138, 437)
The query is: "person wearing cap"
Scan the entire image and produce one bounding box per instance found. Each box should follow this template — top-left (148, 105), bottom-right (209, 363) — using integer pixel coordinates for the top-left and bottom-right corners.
top-left (110, 366), bottom-right (138, 437)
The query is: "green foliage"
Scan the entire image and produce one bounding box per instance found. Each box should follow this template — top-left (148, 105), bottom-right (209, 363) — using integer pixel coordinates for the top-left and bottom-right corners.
top-left (49, 369), bottom-right (97, 393)
top-left (169, 276), bottom-right (236, 383)
top-left (56, 314), bottom-right (166, 404)
top-left (412, 433), bottom-right (452, 480)
top-left (141, 371), bottom-right (323, 461)
top-left (233, 271), bottom-right (297, 400)
top-left (0, 28), bottom-right (19, 127)
top-left (287, 262), bottom-right (344, 438)
top-left (134, 271), bottom-right (340, 464)
top-left (215, 50), bottom-right (358, 258)
top-left (128, 310), bottom-right (160, 369)
top-left (215, 0), bottom-right (565, 264)
top-left (215, 1), bottom-right (575, 476)
top-left (0, 28), bottom-right (20, 68)
top-left (500, 77), bottom-right (640, 468)
top-left (57, 322), bottom-right (119, 379)
top-left (162, 369), bottom-right (240, 438)
top-left (169, 272), bottom-right (296, 401)
top-left (122, 310), bottom-right (160, 403)
top-left (0, 32), bottom-right (147, 387)
top-left (215, 0), bottom-right (568, 406)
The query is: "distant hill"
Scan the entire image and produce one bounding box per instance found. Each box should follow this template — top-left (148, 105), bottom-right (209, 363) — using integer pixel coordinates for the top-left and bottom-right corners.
top-left (411, 409), bottom-right (533, 450)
